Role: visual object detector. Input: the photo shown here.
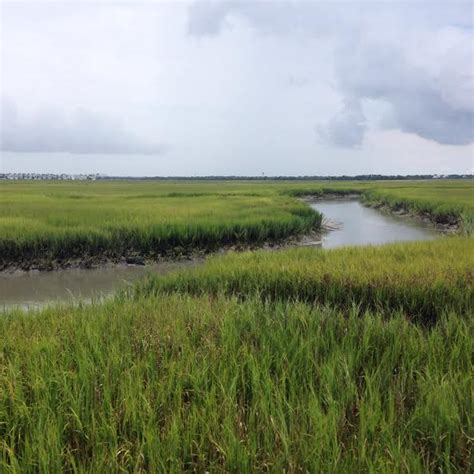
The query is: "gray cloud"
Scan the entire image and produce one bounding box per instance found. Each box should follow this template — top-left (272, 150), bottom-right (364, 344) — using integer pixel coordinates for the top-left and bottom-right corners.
top-left (187, 1), bottom-right (350, 37)
top-left (331, 28), bottom-right (474, 146)
top-left (188, 1), bottom-right (474, 147)
top-left (317, 98), bottom-right (366, 148)
top-left (187, 1), bottom-right (235, 36)
top-left (1, 99), bottom-right (166, 155)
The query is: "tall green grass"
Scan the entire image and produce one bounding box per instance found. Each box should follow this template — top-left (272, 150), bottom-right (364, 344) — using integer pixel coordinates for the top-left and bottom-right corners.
top-left (1, 295), bottom-right (472, 472)
top-left (362, 189), bottom-right (466, 227)
top-left (1, 180), bottom-right (473, 470)
top-left (134, 237), bottom-right (474, 322)
top-left (1, 179), bottom-right (473, 268)
top-left (0, 186), bottom-right (321, 268)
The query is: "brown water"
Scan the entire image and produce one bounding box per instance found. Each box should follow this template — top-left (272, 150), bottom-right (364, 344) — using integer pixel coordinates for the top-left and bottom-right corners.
top-left (0, 260), bottom-right (198, 311)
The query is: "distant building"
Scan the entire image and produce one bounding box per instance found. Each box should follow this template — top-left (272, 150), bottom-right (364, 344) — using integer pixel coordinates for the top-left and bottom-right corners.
top-left (1, 173), bottom-right (99, 181)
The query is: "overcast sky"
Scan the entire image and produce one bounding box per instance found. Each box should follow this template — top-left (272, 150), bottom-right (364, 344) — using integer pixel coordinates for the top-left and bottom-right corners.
top-left (1, 0), bottom-right (473, 176)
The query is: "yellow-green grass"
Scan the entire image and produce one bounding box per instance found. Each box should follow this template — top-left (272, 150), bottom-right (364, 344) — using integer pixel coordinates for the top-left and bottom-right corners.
top-left (1, 179), bottom-right (473, 267)
top-left (361, 186), bottom-right (473, 229)
top-left (1, 295), bottom-right (473, 472)
top-left (0, 182), bottom-right (321, 268)
top-left (1, 180), bottom-right (473, 471)
top-left (284, 180), bottom-right (474, 230)
top-left (135, 237), bottom-right (474, 322)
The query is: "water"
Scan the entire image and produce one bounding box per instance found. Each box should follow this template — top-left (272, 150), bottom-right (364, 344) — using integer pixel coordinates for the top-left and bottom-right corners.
top-left (1, 200), bottom-right (438, 310)
top-left (310, 199), bottom-right (438, 248)
top-left (0, 260), bottom-right (198, 311)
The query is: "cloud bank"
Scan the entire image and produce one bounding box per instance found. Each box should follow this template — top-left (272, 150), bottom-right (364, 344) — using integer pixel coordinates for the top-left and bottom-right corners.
top-left (1, 99), bottom-right (165, 155)
top-left (187, 1), bottom-right (474, 148)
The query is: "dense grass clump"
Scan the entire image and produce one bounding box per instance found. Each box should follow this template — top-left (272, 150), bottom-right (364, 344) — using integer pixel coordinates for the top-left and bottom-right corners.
top-left (134, 237), bottom-right (473, 322)
top-left (1, 295), bottom-right (473, 472)
top-left (361, 189), bottom-right (468, 228)
top-left (0, 183), bottom-right (321, 268)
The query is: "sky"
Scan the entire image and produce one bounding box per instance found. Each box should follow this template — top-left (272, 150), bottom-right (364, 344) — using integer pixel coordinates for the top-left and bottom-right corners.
top-left (1, 0), bottom-right (473, 176)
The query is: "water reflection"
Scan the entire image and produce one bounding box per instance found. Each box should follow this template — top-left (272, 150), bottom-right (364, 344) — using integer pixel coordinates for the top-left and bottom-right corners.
top-left (310, 199), bottom-right (438, 248)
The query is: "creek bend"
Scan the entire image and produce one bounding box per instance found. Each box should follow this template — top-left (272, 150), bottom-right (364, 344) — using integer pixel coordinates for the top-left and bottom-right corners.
top-left (309, 199), bottom-right (438, 248)
top-left (1, 199), bottom-right (439, 310)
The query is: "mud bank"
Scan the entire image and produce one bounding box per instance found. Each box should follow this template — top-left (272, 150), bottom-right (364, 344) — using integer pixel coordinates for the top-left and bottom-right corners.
top-left (362, 200), bottom-right (461, 234)
top-left (0, 230), bottom-right (323, 274)
top-left (1, 192), bottom-right (459, 273)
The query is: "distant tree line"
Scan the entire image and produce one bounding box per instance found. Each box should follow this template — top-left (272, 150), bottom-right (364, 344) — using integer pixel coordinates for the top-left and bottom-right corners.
top-left (2, 173), bottom-right (472, 181)
top-left (98, 174), bottom-right (473, 181)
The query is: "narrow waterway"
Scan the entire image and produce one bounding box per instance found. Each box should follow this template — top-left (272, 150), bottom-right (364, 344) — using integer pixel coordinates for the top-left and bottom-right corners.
top-left (1, 200), bottom-right (439, 310)
top-left (309, 199), bottom-right (438, 248)
top-left (0, 260), bottom-right (198, 311)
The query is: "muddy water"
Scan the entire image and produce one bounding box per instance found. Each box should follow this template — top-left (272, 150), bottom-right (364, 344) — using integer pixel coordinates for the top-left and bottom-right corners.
top-left (310, 199), bottom-right (438, 248)
top-left (0, 260), bottom-right (198, 311)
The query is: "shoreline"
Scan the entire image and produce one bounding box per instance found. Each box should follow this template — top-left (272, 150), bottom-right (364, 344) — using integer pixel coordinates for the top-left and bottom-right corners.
top-left (0, 229), bottom-right (323, 274)
top-left (0, 193), bottom-right (463, 274)
top-left (301, 193), bottom-right (461, 234)
top-left (362, 199), bottom-right (461, 234)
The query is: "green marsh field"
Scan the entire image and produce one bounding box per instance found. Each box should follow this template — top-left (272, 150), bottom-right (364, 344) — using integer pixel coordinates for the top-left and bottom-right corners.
top-left (1, 179), bottom-right (473, 270)
top-left (1, 179), bottom-right (473, 472)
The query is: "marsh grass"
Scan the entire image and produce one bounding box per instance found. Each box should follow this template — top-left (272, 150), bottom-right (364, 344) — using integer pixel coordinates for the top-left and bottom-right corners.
top-left (1, 179), bottom-right (473, 267)
top-left (134, 237), bottom-right (474, 322)
top-left (1, 179), bottom-right (473, 471)
top-left (285, 180), bottom-right (474, 231)
top-left (1, 295), bottom-right (473, 472)
top-left (0, 187), bottom-right (321, 268)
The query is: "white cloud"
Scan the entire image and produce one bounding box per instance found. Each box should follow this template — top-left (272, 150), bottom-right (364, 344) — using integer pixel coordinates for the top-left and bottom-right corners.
top-left (1, 98), bottom-right (166, 154)
top-left (331, 25), bottom-right (474, 146)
